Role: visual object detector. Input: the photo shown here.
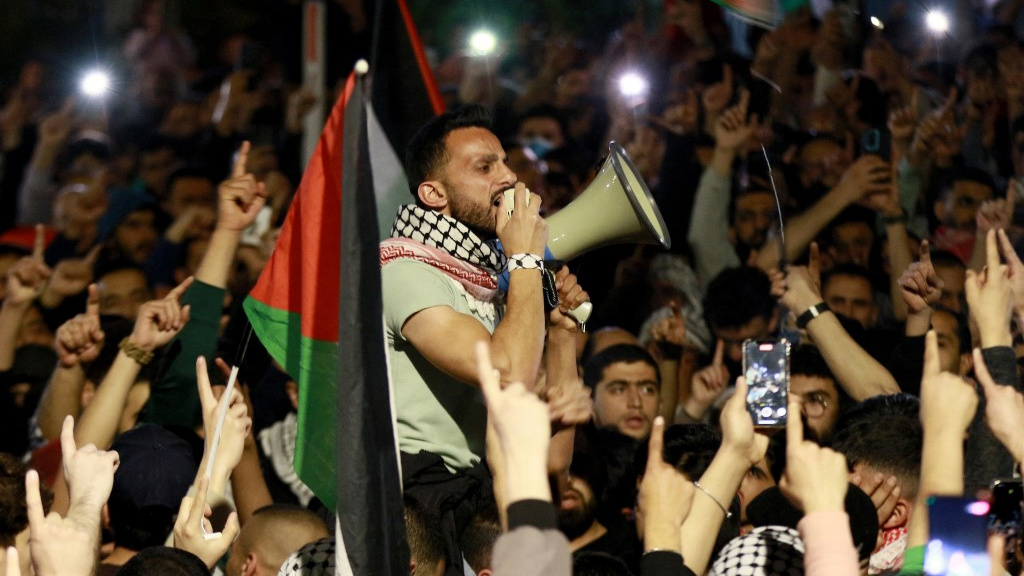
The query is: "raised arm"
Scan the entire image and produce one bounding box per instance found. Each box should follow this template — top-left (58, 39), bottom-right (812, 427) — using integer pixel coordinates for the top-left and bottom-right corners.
top-left (907, 331), bottom-right (979, 548)
top-left (779, 265), bottom-right (900, 399)
top-left (0, 227), bottom-right (50, 371)
top-left (779, 398), bottom-right (858, 576)
top-left (143, 142), bottom-right (265, 428)
top-left (754, 155), bottom-right (893, 271)
top-left (476, 341), bottom-right (571, 576)
top-left (638, 417), bottom-right (696, 576)
top-left (679, 376), bottom-right (768, 575)
top-left (400, 183), bottom-right (554, 387)
top-left (35, 285), bottom-right (104, 441)
top-left (75, 277), bottom-right (192, 451)
top-left (687, 92), bottom-right (751, 283)
top-left (543, 266), bottom-right (590, 476)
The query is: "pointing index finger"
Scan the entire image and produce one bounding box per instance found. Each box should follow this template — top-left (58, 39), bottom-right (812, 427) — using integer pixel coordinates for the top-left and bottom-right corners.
top-left (232, 141), bottom-right (251, 179)
top-left (60, 414), bottom-right (77, 463)
top-left (32, 224), bottom-right (45, 261)
top-left (645, 416), bottom-right (665, 475)
top-left (86, 283), bottom-right (100, 317)
top-left (920, 239), bottom-right (932, 266)
top-left (713, 339), bottom-right (725, 367)
top-left (25, 469), bottom-right (47, 531)
top-left (167, 276), bottom-right (194, 302)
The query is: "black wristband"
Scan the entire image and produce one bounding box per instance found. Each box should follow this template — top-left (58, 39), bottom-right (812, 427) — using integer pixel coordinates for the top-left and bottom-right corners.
top-left (795, 302), bottom-right (829, 329)
top-left (507, 500), bottom-right (557, 530)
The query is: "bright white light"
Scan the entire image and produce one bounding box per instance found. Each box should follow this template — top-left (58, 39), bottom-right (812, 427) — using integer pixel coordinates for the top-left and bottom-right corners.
top-left (925, 10), bottom-right (949, 33)
top-left (870, 16), bottom-right (884, 29)
top-left (618, 72), bottom-right (648, 98)
top-left (468, 29), bottom-right (497, 56)
top-left (80, 70), bottom-right (111, 98)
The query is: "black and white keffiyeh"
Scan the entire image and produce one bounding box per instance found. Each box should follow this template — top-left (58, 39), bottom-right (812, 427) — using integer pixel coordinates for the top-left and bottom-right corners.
top-left (391, 204), bottom-right (505, 273)
top-left (278, 537), bottom-right (336, 576)
top-left (709, 526), bottom-right (805, 576)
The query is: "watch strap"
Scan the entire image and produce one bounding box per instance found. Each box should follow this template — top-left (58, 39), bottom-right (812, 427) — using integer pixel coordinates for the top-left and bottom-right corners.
top-left (796, 302), bottom-right (830, 329)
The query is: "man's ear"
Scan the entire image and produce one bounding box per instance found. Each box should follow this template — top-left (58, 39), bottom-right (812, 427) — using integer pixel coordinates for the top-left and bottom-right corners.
top-left (408, 559), bottom-right (417, 576)
top-left (477, 570), bottom-right (493, 576)
top-left (881, 496), bottom-right (914, 530)
top-left (241, 554), bottom-right (259, 576)
top-left (417, 181), bottom-right (448, 211)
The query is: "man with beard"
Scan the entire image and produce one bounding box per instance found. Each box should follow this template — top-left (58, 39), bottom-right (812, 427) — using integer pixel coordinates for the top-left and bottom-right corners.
top-left (558, 434), bottom-right (639, 571)
top-left (382, 105), bottom-right (588, 574)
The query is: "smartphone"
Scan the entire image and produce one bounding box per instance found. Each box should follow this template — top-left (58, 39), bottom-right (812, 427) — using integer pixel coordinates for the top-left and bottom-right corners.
top-left (924, 495), bottom-right (992, 576)
top-left (860, 127), bottom-right (892, 163)
top-left (742, 339), bottom-right (790, 427)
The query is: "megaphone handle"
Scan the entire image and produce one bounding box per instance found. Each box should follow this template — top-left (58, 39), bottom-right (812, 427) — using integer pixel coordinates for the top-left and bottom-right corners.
top-left (567, 302), bottom-right (593, 331)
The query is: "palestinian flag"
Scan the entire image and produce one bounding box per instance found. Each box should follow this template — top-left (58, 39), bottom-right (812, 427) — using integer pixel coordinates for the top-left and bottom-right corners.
top-left (243, 0), bottom-right (441, 573)
top-left (369, 0), bottom-right (446, 237)
top-left (243, 68), bottom-right (409, 576)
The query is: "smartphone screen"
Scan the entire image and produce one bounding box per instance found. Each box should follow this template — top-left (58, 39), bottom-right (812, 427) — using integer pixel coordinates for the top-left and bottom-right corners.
top-left (742, 340), bottom-right (790, 427)
top-left (924, 496), bottom-right (992, 576)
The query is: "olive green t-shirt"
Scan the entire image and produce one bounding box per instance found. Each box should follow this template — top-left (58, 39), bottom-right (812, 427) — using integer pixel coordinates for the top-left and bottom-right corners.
top-left (382, 258), bottom-right (496, 471)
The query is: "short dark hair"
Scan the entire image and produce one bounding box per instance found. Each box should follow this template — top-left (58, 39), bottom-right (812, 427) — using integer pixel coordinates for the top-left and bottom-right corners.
top-left (0, 455), bottom-right (51, 546)
top-left (515, 105), bottom-right (569, 141)
top-left (116, 546), bottom-right (210, 576)
top-left (583, 344), bottom-right (660, 390)
top-left (404, 104), bottom-right (493, 199)
top-left (404, 498), bottom-right (445, 572)
top-left (822, 263), bottom-right (874, 298)
top-left (831, 394), bottom-right (922, 499)
top-left (165, 166), bottom-right (214, 196)
top-left (459, 502), bottom-right (501, 574)
top-left (703, 267), bottom-right (776, 331)
top-left (941, 166), bottom-right (996, 200)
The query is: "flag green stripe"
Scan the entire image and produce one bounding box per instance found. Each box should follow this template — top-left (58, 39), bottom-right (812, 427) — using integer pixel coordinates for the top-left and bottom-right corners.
top-left (243, 296), bottom-right (339, 510)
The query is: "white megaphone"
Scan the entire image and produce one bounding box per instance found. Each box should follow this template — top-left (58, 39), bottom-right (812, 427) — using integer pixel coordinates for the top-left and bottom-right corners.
top-left (542, 142), bottom-right (672, 324)
top-left (546, 141), bottom-right (671, 259)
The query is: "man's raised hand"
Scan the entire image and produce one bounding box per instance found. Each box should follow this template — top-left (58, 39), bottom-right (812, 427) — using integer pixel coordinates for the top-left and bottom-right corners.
top-left (638, 416), bottom-right (695, 552)
top-left (54, 284), bottom-right (104, 367)
top-left (5, 225), bottom-right (52, 307)
top-left (973, 348), bottom-right (1024, 462)
top-left (919, 331), bottom-right (977, 435)
top-left (127, 276), bottom-right (193, 352)
top-left (217, 141), bottom-right (267, 233)
top-left (779, 398), bottom-right (848, 513)
top-left (899, 241), bottom-right (943, 315)
top-left (173, 476), bottom-right (240, 569)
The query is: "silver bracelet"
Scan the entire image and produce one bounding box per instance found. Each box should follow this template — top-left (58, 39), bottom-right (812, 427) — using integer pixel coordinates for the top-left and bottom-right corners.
top-left (693, 481), bottom-right (732, 518)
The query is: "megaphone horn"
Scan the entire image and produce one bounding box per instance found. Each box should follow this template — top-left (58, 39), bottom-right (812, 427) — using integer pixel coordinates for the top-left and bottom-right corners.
top-left (545, 142), bottom-right (671, 261)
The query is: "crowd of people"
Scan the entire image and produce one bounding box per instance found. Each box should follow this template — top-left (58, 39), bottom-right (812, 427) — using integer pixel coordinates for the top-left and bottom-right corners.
top-left (2, 0), bottom-right (1024, 575)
